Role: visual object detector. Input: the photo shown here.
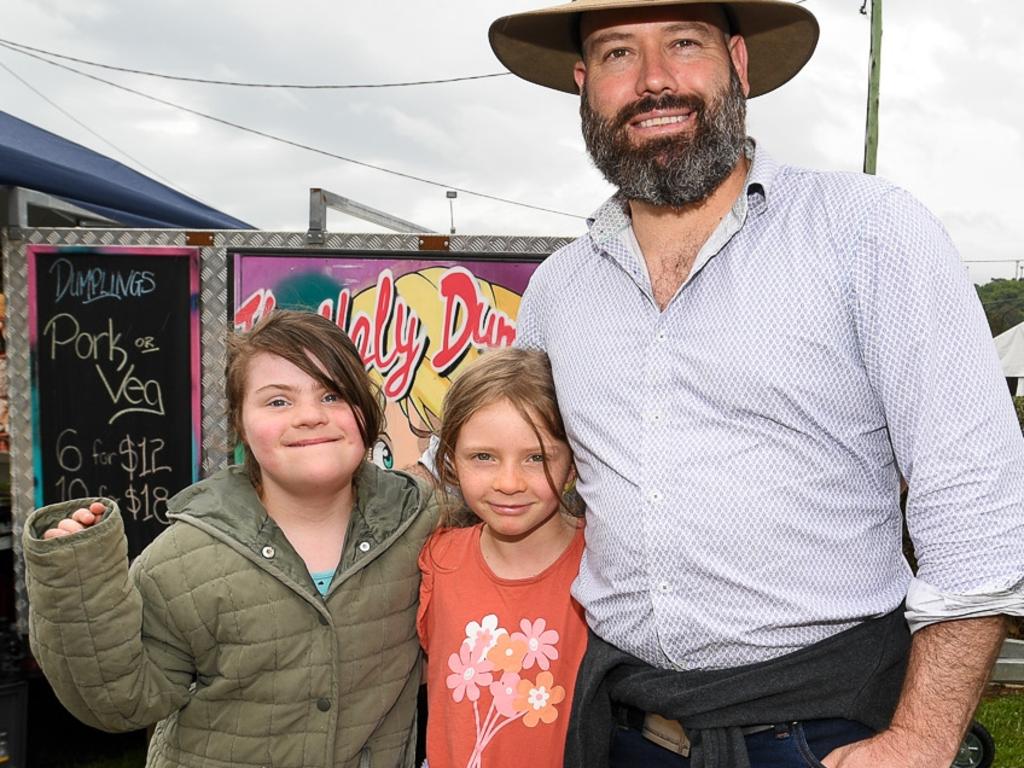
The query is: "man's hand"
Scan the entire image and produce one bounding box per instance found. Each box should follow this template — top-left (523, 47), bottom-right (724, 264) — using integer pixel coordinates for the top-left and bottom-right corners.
top-left (42, 501), bottom-right (106, 539)
top-left (821, 615), bottom-right (1006, 768)
top-left (821, 724), bottom-right (942, 767)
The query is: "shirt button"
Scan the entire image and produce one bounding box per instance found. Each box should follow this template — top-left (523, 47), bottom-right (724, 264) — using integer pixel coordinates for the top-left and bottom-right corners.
top-left (657, 330), bottom-right (668, 342)
top-left (358, 541), bottom-right (371, 553)
top-left (658, 581), bottom-right (672, 594)
top-left (261, 546), bottom-right (275, 559)
top-left (316, 698), bottom-right (331, 712)
top-left (648, 490), bottom-right (663, 503)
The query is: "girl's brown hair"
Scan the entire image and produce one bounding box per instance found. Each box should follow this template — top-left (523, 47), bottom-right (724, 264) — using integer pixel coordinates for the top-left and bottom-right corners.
top-left (225, 310), bottom-right (383, 491)
top-left (435, 347), bottom-right (580, 528)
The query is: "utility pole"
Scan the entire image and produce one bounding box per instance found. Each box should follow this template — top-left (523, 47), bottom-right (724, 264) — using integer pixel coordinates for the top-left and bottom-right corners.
top-left (863, 0), bottom-right (882, 175)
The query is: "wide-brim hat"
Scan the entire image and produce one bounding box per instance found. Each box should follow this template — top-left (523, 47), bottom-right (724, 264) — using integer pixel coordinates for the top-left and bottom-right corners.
top-left (489, 0), bottom-right (819, 98)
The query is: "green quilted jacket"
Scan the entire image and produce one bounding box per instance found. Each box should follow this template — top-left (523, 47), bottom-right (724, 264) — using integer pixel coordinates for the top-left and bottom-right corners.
top-left (24, 463), bottom-right (436, 768)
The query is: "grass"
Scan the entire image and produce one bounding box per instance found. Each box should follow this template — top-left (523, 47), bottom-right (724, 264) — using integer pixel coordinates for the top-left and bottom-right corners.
top-left (976, 686), bottom-right (1024, 768)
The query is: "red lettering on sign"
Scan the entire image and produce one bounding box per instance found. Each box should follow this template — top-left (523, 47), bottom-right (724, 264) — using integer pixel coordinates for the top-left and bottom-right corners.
top-left (432, 268), bottom-right (516, 373)
top-left (234, 290), bottom-right (275, 332)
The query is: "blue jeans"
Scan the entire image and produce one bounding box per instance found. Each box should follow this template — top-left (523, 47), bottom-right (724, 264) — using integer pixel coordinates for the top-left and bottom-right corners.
top-left (610, 718), bottom-right (875, 768)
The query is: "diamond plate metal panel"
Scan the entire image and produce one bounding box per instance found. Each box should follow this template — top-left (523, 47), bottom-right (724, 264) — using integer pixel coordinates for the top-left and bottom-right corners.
top-left (320, 233), bottom-right (421, 251)
top-left (3, 230), bottom-right (33, 635)
top-left (210, 230), bottom-right (571, 255)
top-left (13, 228), bottom-right (188, 248)
top-left (453, 235), bottom-right (573, 254)
top-left (200, 245), bottom-right (230, 475)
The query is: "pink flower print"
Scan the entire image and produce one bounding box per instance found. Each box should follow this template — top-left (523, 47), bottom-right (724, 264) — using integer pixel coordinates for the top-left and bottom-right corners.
top-left (489, 672), bottom-right (526, 718)
top-left (514, 671), bottom-right (565, 727)
top-left (464, 614), bottom-right (505, 661)
top-left (446, 641), bottom-right (494, 703)
top-left (487, 633), bottom-right (529, 673)
top-left (512, 618), bottom-right (560, 670)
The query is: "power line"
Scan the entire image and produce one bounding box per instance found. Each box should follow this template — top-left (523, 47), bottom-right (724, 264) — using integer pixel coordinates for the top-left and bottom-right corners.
top-left (0, 37), bottom-right (511, 90)
top-left (0, 41), bottom-right (584, 221)
top-left (0, 59), bottom-right (201, 199)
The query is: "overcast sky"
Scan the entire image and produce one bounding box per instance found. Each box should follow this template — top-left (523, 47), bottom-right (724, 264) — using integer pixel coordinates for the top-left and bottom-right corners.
top-left (1, 0), bottom-right (1020, 285)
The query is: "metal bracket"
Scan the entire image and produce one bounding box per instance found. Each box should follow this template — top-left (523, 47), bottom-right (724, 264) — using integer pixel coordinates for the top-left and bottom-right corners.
top-left (307, 188), bottom-right (434, 244)
top-left (418, 235), bottom-right (450, 252)
top-left (4, 185), bottom-right (118, 228)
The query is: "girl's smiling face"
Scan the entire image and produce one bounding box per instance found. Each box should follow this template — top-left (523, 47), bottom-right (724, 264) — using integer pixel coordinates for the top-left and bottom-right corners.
top-left (453, 398), bottom-right (574, 544)
top-left (241, 352), bottom-right (366, 499)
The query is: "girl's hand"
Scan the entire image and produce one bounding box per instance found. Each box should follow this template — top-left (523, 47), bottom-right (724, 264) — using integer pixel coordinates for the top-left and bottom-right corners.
top-left (42, 501), bottom-right (107, 540)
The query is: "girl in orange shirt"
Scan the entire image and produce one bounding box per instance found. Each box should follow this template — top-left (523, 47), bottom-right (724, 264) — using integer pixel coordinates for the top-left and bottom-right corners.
top-left (417, 348), bottom-right (587, 768)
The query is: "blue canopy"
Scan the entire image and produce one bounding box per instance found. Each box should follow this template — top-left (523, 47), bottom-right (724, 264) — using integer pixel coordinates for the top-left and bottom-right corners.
top-left (0, 110), bottom-right (252, 229)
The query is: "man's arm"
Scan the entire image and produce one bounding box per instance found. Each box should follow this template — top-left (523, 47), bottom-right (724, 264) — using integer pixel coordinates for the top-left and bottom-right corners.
top-left (823, 615), bottom-right (1006, 768)
top-left (835, 186), bottom-right (1022, 765)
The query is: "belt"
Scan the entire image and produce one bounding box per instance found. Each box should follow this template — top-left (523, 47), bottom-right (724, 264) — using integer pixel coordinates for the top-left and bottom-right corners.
top-left (615, 706), bottom-right (775, 757)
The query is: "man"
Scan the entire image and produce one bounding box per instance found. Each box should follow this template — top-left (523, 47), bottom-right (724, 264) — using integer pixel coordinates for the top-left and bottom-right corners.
top-left (485, 1), bottom-right (1024, 766)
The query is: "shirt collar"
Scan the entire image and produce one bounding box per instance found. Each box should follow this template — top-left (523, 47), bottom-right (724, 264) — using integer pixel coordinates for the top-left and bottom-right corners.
top-left (585, 138), bottom-right (782, 248)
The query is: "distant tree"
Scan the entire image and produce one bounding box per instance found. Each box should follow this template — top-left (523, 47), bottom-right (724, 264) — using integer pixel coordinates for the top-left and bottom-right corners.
top-left (976, 278), bottom-right (1024, 337)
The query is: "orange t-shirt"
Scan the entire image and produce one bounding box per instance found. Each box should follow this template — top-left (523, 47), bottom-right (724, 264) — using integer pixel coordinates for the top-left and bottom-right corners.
top-left (417, 524), bottom-right (587, 768)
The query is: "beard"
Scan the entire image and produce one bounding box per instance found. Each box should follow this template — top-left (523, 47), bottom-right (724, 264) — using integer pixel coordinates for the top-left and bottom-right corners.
top-left (580, 67), bottom-right (747, 207)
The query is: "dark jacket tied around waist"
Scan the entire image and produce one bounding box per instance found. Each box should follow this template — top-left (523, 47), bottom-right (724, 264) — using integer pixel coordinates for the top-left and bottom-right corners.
top-left (565, 607), bottom-right (910, 768)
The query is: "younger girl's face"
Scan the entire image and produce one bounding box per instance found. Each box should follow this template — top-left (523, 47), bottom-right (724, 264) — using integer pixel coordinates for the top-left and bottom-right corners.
top-left (453, 398), bottom-right (573, 544)
top-left (241, 352), bottom-right (366, 499)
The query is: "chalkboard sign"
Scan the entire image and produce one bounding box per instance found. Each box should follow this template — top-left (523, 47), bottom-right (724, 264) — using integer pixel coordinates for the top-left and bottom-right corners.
top-left (28, 246), bottom-right (200, 558)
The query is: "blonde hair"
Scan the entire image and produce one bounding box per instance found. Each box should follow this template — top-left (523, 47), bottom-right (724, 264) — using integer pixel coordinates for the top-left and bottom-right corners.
top-left (435, 347), bottom-right (581, 528)
top-left (350, 267), bottom-right (522, 435)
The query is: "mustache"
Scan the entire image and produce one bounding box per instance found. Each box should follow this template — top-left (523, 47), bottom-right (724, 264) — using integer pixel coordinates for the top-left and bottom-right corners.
top-left (612, 93), bottom-right (706, 129)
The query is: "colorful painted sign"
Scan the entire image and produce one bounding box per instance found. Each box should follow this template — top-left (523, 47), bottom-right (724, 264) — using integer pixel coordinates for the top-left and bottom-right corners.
top-left (232, 253), bottom-right (542, 470)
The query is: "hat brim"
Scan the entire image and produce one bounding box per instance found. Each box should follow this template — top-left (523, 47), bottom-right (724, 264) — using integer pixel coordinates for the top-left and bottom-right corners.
top-left (489, 0), bottom-right (819, 98)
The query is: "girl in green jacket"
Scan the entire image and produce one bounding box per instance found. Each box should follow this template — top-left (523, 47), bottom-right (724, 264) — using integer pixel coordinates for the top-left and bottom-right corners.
top-left (24, 310), bottom-right (436, 768)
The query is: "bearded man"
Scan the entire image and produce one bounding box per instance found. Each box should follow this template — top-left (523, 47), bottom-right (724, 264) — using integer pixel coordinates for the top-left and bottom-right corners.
top-left (485, 2), bottom-right (1024, 766)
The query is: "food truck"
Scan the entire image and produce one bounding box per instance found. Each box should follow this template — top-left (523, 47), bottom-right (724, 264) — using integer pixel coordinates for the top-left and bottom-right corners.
top-left (2, 223), bottom-right (569, 589)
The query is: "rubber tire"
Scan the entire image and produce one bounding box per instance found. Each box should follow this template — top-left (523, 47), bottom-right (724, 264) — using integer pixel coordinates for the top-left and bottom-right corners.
top-left (952, 720), bottom-right (995, 768)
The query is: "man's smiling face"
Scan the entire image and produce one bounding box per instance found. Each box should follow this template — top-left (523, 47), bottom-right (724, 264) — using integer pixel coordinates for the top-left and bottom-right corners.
top-left (574, 4), bottom-right (751, 206)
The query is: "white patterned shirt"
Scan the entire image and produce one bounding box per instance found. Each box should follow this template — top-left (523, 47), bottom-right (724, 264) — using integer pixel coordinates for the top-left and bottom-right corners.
top-left (514, 144), bottom-right (1024, 670)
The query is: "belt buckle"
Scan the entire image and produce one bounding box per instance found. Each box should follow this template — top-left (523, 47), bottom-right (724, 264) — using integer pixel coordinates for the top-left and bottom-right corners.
top-left (642, 713), bottom-right (691, 757)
